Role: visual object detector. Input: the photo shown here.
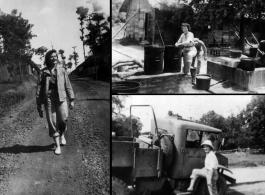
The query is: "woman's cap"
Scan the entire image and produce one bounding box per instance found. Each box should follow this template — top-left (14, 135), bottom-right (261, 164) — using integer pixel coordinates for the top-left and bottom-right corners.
top-left (201, 140), bottom-right (214, 150)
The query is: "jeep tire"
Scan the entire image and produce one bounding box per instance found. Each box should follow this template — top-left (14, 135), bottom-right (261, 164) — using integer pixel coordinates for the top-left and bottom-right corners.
top-left (160, 135), bottom-right (174, 170)
top-left (112, 177), bottom-right (129, 195)
top-left (195, 174), bottom-right (227, 195)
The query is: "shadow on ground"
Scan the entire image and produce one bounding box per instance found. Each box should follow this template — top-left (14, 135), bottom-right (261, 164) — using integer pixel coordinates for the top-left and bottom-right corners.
top-left (115, 37), bottom-right (141, 46)
top-left (227, 188), bottom-right (246, 195)
top-left (0, 144), bottom-right (54, 154)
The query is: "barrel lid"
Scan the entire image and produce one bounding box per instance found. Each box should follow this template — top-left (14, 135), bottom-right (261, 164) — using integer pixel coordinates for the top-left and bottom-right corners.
top-left (165, 45), bottom-right (183, 48)
top-left (144, 45), bottom-right (165, 49)
top-left (241, 58), bottom-right (254, 61)
top-left (196, 74), bottom-right (211, 79)
top-left (229, 49), bottom-right (242, 53)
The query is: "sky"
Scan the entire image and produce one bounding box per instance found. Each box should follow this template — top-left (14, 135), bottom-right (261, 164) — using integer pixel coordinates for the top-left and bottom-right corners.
top-left (0, 0), bottom-right (110, 68)
top-left (119, 95), bottom-right (253, 132)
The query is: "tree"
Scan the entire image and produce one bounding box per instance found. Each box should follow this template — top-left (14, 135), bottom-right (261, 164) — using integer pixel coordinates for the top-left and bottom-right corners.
top-left (198, 110), bottom-right (231, 148)
top-left (112, 95), bottom-right (129, 116)
top-left (199, 111), bottom-right (226, 129)
top-left (0, 9), bottom-right (37, 81)
top-left (67, 62), bottom-right (73, 69)
top-left (67, 51), bottom-right (78, 70)
top-left (58, 49), bottom-right (67, 69)
top-left (76, 6), bottom-right (89, 59)
top-left (112, 95), bottom-right (143, 137)
top-left (190, 0), bottom-right (265, 52)
top-left (112, 0), bottom-right (126, 25)
top-left (73, 51), bottom-right (79, 68)
top-left (34, 46), bottom-right (48, 61)
top-left (245, 96), bottom-right (265, 152)
top-left (112, 114), bottom-right (143, 137)
top-left (170, 2), bottom-right (196, 28)
top-left (76, 2), bottom-right (110, 80)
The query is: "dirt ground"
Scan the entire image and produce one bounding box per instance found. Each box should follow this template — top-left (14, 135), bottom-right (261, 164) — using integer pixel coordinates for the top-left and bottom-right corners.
top-left (228, 181), bottom-right (265, 195)
top-left (127, 181), bottom-right (265, 195)
top-left (0, 76), bottom-right (110, 195)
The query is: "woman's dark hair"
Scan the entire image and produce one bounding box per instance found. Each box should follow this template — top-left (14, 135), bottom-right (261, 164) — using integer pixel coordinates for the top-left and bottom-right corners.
top-left (44, 49), bottom-right (58, 68)
top-left (181, 23), bottom-right (191, 31)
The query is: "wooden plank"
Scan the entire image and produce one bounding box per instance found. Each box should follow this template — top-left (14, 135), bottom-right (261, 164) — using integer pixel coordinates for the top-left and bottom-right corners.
top-left (112, 141), bottom-right (139, 167)
top-left (135, 148), bottom-right (162, 177)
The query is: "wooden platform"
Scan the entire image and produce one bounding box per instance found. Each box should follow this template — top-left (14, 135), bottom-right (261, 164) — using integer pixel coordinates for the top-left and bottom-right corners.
top-left (112, 71), bottom-right (211, 94)
top-left (207, 60), bottom-right (265, 91)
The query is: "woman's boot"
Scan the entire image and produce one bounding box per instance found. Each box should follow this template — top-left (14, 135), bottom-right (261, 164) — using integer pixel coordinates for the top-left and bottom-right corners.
top-left (187, 176), bottom-right (197, 191)
top-left (53, 136), bottom-right (61, 155)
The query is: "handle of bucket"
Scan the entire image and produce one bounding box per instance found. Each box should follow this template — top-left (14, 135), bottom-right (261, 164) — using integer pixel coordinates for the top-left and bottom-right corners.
top-left (155, 20), bottom-right (165, 47)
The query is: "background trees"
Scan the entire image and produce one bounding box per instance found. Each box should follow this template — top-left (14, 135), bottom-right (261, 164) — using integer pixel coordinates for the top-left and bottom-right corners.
top-left (190, 0), bottom-right (265, 52)
top-left (169, 0), bottom-right (265, 52)
top-left (0, 9), bottom-right (37, 81)
top-left (112, 0), bottom-right (126, 25)
top-left (112, 95), bottom-right (143, 137)
top-left (112, 95), bottom-right (265, 152)
top-left (197, 96), bottom-right (265, 151)
top-left (76, 2), bottom-right (110, 80)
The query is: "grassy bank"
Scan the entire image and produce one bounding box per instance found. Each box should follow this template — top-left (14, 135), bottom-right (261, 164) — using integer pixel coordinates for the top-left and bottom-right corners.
top-left (223, 153), bottom-right (265, 168)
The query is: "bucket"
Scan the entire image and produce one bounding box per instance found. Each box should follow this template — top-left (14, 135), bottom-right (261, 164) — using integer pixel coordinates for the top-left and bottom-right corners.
top-left (164, 45), bottom-right (182, 73)
top-left (112, 81), bottom-right (141, 94)
top-left (240, 58), bottom-right (255, 71)
top-left (117, 66), bottom-right (127, 72)
top-left (196, 74), bottom-right (211, 90)
top-left (190, 67), bottom-right (197, 84)
top-left (144, 45), bottom-right (165, 75)
top-left (249, 47), bottom-right (258, 57)
top-left (229, 49), bottom-right (242, 58)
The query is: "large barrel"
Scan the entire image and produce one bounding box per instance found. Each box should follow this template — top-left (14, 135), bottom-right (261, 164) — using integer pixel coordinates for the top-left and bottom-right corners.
top-left (239, 58), bottom-right (255, 71)
top-left (249, 47), bottom-right (258, 57)
top-left (144, 46), bottom-right (165, 75)
top-left (164, 45), bottom-right (182, 73)
top-left (196, 74), bottom-right (211, 90)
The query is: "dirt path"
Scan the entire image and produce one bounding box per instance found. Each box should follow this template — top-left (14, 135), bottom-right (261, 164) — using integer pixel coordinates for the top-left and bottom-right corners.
top-left (0, 78), bottom-right (110, 195)
top-left (228, 181), bottom-right (265, 195)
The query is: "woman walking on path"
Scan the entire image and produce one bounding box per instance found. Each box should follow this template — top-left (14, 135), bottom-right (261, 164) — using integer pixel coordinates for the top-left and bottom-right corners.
top-left (187, 140), bottom-right (219, 195)
top-left (36, 50), bottom-right (75, 155)
top-left (175, 23), bottom-right (197, 75)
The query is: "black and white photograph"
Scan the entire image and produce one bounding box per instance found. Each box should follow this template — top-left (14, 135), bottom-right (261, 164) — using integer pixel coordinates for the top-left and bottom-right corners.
top-left (112, 95), bottom-right (265, 195)
top-left (0, 0), bottom-right (110, 194)
top-left (112, 0), bottom-right (265, 94)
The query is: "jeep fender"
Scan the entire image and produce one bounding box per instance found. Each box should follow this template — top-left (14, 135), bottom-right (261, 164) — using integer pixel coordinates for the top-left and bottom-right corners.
top-left (193, 167), bottom-right (236, 192)
top-left (217, 165), bottom-right (236, 185)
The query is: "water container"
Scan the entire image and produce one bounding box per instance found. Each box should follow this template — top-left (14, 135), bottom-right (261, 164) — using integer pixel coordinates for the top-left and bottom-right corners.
top-left (144, 46), bottom-right (165, 75)
top-left (196, 74), bottom-right (211, 90)
top-left (164, 45), bottom-right (182, 72)
top-left (240, 58), bottom-right (255, 71)
top-left (249, 47), bottom-right (258, 57)
top-left (112, 81), bottom-right (141, 94)
top-left (117, 66), bottom-right (127, 72)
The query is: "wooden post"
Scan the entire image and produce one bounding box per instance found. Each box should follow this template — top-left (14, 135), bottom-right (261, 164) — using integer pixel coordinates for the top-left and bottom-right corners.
top-left (239, 15), bottom-right (245, 53)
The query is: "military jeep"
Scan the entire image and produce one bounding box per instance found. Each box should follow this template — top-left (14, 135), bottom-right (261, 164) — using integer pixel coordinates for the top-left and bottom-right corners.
top-left (112, 105), bottom-right (236, 195)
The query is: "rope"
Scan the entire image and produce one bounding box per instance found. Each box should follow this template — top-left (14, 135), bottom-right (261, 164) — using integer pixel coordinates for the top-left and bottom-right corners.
top-left (112, 48), bottom-right (133, 58)
top-left (155, 20), bottom-right (165, 47)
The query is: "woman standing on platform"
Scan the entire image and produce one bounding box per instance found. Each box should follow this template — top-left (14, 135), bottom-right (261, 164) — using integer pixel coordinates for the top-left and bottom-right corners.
top-left (175, 23), bottom-right (197, 75)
